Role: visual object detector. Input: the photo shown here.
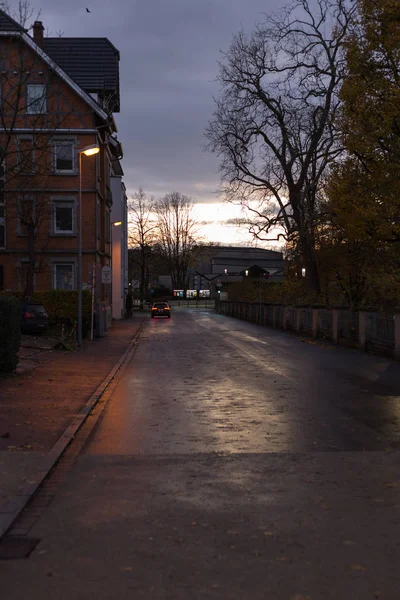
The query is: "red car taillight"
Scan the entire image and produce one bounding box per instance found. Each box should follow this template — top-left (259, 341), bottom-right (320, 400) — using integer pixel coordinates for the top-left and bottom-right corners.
top-left (24, 312), bottom-right (35, 319)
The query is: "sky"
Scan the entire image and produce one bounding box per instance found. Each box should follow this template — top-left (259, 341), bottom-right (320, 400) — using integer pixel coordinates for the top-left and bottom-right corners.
top-left (15, 0), bottom-right (281, 246)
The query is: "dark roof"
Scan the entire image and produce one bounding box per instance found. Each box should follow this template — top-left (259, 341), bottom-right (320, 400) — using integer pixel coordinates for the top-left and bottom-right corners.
top-left (0, 9), bottom-right (27, 32)
top-left (43, 37), bottom-right (120, 112)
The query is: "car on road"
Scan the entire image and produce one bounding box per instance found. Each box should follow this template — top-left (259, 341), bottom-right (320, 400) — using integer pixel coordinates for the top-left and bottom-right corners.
top-left (21, 302), bottom-right (49, 334)
top-left (151, 302), bottom-right (171, 318)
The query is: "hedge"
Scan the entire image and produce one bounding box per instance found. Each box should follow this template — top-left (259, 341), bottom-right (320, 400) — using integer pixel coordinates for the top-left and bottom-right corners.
top-left (0, 290), bottom-right (92, 324)
top-left (0, 296), bottom-right (21, 373)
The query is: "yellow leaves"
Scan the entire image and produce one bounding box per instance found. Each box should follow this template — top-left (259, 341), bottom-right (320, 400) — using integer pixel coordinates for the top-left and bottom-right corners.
top-left (351, 564), bottom-right (367, 572)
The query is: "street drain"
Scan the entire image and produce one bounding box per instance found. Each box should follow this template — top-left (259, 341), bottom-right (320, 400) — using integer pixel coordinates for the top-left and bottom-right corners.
top-left (0, 537), bottom-right (40, 560)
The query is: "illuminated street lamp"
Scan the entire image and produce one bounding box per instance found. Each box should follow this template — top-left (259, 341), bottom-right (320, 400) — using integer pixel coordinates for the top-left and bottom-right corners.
top-left (245, 270), bottom-right (249, 277)
top-left (77, 144), bottom-right (100, 348)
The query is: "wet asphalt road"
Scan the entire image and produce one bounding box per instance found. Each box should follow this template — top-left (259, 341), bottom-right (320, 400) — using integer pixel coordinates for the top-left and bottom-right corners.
top-left (2, 308), bottom-right (400, 599)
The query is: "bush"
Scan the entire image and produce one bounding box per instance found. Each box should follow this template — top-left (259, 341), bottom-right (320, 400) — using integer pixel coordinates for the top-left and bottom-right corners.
top-left (0, 296), bottom-right (21, 373)
top-left (0, 290), bottom-right (91, 325)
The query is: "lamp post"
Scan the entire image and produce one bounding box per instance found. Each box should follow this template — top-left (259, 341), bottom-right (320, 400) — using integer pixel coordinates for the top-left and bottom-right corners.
top-left (77, 144), bottom-right (100, 348)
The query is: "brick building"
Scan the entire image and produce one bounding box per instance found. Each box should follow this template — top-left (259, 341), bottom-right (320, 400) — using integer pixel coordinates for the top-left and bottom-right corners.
top-left (0, 10), bottom-right (123, 313)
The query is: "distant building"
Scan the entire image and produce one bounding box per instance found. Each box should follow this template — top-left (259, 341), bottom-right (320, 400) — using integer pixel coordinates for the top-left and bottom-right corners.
top-left (156, 246), bottom-right (284, 298)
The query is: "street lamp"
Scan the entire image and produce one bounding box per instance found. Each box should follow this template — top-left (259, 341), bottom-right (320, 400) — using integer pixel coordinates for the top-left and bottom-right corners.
top-left (77, 144), bottom-right (100, 348)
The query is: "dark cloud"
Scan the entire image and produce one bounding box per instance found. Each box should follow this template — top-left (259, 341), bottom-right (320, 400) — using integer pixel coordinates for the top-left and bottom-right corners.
top-left (28, 0), bottom-right (279, 239)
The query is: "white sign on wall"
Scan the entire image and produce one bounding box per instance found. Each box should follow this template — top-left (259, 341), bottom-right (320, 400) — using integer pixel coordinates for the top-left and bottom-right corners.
top-left (101, 265), bottom-right (112, 284)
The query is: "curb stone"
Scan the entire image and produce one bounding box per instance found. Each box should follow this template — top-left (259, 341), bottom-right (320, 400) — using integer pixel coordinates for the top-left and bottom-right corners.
top-left (0, 316), bottom-right (148, 540)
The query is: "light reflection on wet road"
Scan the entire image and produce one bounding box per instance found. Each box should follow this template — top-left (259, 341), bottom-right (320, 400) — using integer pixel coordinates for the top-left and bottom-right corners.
top-left (86, 309), bottom-right (400, 456)
top-left (2, 309), bottom-right (400, 600)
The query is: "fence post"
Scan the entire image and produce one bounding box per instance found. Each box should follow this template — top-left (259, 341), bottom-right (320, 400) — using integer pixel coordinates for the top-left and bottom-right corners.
top-left (358, 310), bottom-right (367, 351)
top-left (295, 307), bottom-right (301, 333)
top-left (395, 309), bottom-right (400, 361)
top-left (331, 308), bottom-right (339, 344)
top-left (272, 305), bottom-right (278, 328)
top-left (282, 306), bottom-right (288, 330)
top-left (312, 308), bottom-right (318, 338)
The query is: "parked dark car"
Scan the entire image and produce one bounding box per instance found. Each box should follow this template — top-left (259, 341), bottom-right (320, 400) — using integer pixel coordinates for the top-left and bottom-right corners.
top-left (21, 302), bottom-right (49, 334)
top-left (151, 302), bottom-right (171, 318)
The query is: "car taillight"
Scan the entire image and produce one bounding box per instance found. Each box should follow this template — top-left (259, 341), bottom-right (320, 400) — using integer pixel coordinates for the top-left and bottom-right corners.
top-left (24, 312), bottom-right (35, 319)
top-left (152, 308), bottom-right (157, 311)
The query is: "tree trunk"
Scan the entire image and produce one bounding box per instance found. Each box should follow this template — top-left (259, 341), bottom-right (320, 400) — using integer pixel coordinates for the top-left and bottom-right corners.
top-left (24, 229), bottom-right (35, 299)
top-left (299, 234), bottom-right (321, 295)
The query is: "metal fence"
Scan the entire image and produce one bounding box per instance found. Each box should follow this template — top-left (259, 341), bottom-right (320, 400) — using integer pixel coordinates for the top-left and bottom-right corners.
top-left (299, 308), bottom-right (313, 333)
top-left (318, 309), bottom-right (332, 339)
top-left (265, 305), bottom-right (274, 325)
top-left (286, 307), bottom-right (297, 331)
top-left (276, 306), bottom-right (285, 328)
top-left (366, 313), bottom-right (395, 348)
top-left (217, 302), bottom-right (399, 361)
top-left (338, 310), bottom-right (359, 341)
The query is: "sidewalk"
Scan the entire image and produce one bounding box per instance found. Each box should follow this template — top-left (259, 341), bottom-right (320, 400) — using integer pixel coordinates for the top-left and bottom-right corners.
top-left (0, 313), bottom-right (147, 517)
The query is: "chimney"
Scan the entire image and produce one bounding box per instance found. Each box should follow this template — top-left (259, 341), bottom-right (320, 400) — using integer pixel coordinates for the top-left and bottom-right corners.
top-left (32, 21), bottom-right (44, 49)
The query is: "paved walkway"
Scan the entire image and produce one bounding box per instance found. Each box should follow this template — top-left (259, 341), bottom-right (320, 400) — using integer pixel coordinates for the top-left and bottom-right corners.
top-left (0, 314), bottom-right (147, 513)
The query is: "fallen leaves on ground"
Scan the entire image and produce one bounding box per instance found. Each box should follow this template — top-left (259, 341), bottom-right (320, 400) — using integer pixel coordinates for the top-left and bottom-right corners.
top-left (351, 564), bottom-right (367, 571)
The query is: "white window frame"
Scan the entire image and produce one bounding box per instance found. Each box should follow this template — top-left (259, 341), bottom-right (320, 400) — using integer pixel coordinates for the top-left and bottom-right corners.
top-left (26, 84), bottom-right (47, 115)
top-left (52, 197), bottom-right (76, 235)
top-left (53, 262), bottom-right (75, 290)
top-left (52, 141), bottom-right (75, 174)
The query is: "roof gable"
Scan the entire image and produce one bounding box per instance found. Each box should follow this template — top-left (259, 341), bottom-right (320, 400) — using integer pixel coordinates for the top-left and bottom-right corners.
top-left (0, 19), bottom-right (114, 128)
top-left (43, 37), bottom-right (120, 112)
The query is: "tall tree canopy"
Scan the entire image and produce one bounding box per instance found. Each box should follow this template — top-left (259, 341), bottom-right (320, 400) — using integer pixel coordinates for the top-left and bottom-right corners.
top-left (329, 0), bottom-right (400, 245)
top-left (206, 0), bottom-right (356, 293)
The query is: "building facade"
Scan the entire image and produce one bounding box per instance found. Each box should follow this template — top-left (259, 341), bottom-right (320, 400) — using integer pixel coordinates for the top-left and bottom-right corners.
top-left (110, 162), bottom-right (128, 319)
top-left (0, 11), bottom-right (124, 315)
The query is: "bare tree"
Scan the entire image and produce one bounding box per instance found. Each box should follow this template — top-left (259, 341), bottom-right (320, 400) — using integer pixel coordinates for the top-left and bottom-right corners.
top-left (0, 0), bottom-right (40, 27)
top-left (128, 188), bottom-right (157, 309)
top-left (206, 0), bottom-right (356, 293)
top-left (154, 192), bottom-right (200, 291)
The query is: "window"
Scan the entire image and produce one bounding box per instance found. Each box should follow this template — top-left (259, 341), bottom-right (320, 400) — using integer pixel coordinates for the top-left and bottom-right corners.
top-left (0, 163), bottom-right (4, 248)
top-left (26, 84), bottom-right (47, 114)
top-left (53, 142), bottom-right (74, 173)
top-left (54, 263), bottom-right (75, 290)
top-left (53, 199), bottom-right (75, 234)
top-left (18, 195), bottom-right (35, 236)
top-left (18, 138), bottom-right (35, 174)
